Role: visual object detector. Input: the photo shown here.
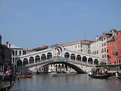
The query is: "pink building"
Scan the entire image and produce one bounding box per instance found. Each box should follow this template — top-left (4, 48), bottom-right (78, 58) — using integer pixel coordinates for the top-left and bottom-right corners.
top-left (107, 30), bottom-right (121, 65)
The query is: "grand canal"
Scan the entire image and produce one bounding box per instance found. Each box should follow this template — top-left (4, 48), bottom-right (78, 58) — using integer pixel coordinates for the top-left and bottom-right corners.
top-left (10, 74), bottom-right (121, 91)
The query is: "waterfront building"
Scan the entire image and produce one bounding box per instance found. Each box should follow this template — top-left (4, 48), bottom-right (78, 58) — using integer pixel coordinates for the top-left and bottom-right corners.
top-left (0, 36), bottom-right (12, 71)
top-left (0, 44), bottom-right (12, 67)
top-left (90, 37), bottom-right (103, 64)
top-left (107, 30), bottom-right (121, 65)
top-left (3, 41), bottom-right (26, 65)
top-left (99, 32), bottom-right (112, 64)
top-left (90, 33), bottom-right (112, 65)
top-left (11, 46), bottom-right (26, 64)
top-left (90, 29), bottom-right (121, 65)
top-left (62, 40), bottom-right (94, 54)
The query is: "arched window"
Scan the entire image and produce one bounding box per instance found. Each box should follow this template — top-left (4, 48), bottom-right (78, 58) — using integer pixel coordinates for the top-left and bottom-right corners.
top-left (82, 56), bottom-right (87, 63)
top-left (94, 59), bottom-right (99, 65)
top-left (47, 52), bottom-right (52, 59)
top-left (64, 52), bottom-right (70, 58)
top-left (19, 51), bottom-right (21, 55)
top-left (41, 54), bottom-right (46, 60)
top-left (17, 60), bottom-right (22, 66)
top-left (23, 58), bottom-right (28, 65)
top-left (35, 55), bottom-right (40, 62)
top-left (71, 54), bottom-right (75, 60)
top-left (29, 57), bottom-right (34, 63)
top-left (76, 55), bottom-right (81, 61)
top-left (88, 58), bottom-right (93, 64)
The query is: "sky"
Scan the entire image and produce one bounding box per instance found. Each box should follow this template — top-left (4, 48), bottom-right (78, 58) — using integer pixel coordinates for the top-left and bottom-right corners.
top-left (0, 0), bottom-right (121, 49)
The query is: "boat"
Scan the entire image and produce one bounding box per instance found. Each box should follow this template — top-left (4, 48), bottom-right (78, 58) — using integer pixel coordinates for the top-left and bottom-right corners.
top-left (115, 72), bottom-right (121, 79)
top-left (88, 73), bottom-right (112, 79)
top-left (16, 72), bottom-right (33, 79)
top-left (16, 75), bottom-right (32, 79)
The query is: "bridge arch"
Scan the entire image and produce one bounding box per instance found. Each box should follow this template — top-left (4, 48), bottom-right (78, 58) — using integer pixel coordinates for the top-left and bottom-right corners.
top-left (71, 53), bottom-right (75, 60)
top-left (29, 57), bottom-right (34, 63)
top-left (41, 54), bottom-right (46, 60)
top-left (82, 56), bottom-right (87, 63)
top-left (76, 55), bottom-right (81, 61)
top-left (94, 59), bottom-right (99, 65)
top-left (88, 58), bottom-right (93, 64)
top-left (23, 58), bottom-right (28, 65)
top-left (64, 52), bottom-right (70, 58)
top-left (47, 52), bottom-right (52, 59)
top-left (52, 44), bottom-right (64, 56)
top-left (35, 55), bottom-right (40, 62)
top-left (44, 62), bottom-right (85, 74)
top-left (17, 60), bottom-right (22, 66)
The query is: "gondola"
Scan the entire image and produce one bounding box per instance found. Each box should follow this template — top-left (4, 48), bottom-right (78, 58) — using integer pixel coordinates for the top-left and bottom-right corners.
top-left (88, 73), bottom-right (112, 79)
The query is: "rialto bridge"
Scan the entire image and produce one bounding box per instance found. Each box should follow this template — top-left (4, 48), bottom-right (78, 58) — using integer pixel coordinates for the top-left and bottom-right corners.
top-left (15, 45), bottom-right (100, 73)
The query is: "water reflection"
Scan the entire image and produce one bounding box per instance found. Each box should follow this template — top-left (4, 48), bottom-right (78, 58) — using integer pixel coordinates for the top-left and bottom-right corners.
top-left (10, 74), bottom-right (121, 91)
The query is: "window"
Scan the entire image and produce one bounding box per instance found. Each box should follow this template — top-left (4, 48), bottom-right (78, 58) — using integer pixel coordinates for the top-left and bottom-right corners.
top-left (104, 43), bottom-right (106, 46)
top-left (88, 45), bottom-right (90, 48)
top-left (15, 50), bottom-right (17, 55)
top-left (97, 50), bottom-right (98, 54)
top-left (104, 48), bottom-right (106, 52)
top-left (102, 49), bottom-right (103, 53)
top-left (19, 50), bottom-right (21, 55)
top-left (102, 43), bottom-right (103, 46)
top-left (88, 50), bottom-right (91, 54)
top-left (12, 50), bottom-right (14, 55)
top-left (102, 55), bottom-right (104, 58)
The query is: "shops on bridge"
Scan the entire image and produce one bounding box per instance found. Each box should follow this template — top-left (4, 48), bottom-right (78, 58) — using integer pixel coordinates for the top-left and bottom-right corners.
top-left (15, 45), bottom-right (100, 73)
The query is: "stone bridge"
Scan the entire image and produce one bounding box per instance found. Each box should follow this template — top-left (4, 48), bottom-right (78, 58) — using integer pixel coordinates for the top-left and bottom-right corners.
top-left (15, 44), bottom-right (100, 73)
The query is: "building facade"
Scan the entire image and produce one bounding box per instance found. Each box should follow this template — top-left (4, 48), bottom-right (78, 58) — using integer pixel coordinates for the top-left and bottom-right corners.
top-left (90, 37), bottom-right (102, 63)
top-left (0, 36), bottom-right (12, 70)
top-left (90, 29), bottom-right (121, 65)
top-left (107, 30), bottom-right (121, 65)
top-left (62, 40), bottom-right (94, 54)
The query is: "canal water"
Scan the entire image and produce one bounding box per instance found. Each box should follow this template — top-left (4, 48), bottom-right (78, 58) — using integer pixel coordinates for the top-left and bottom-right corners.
top-left (10, 74), bottom-right (121, 91)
